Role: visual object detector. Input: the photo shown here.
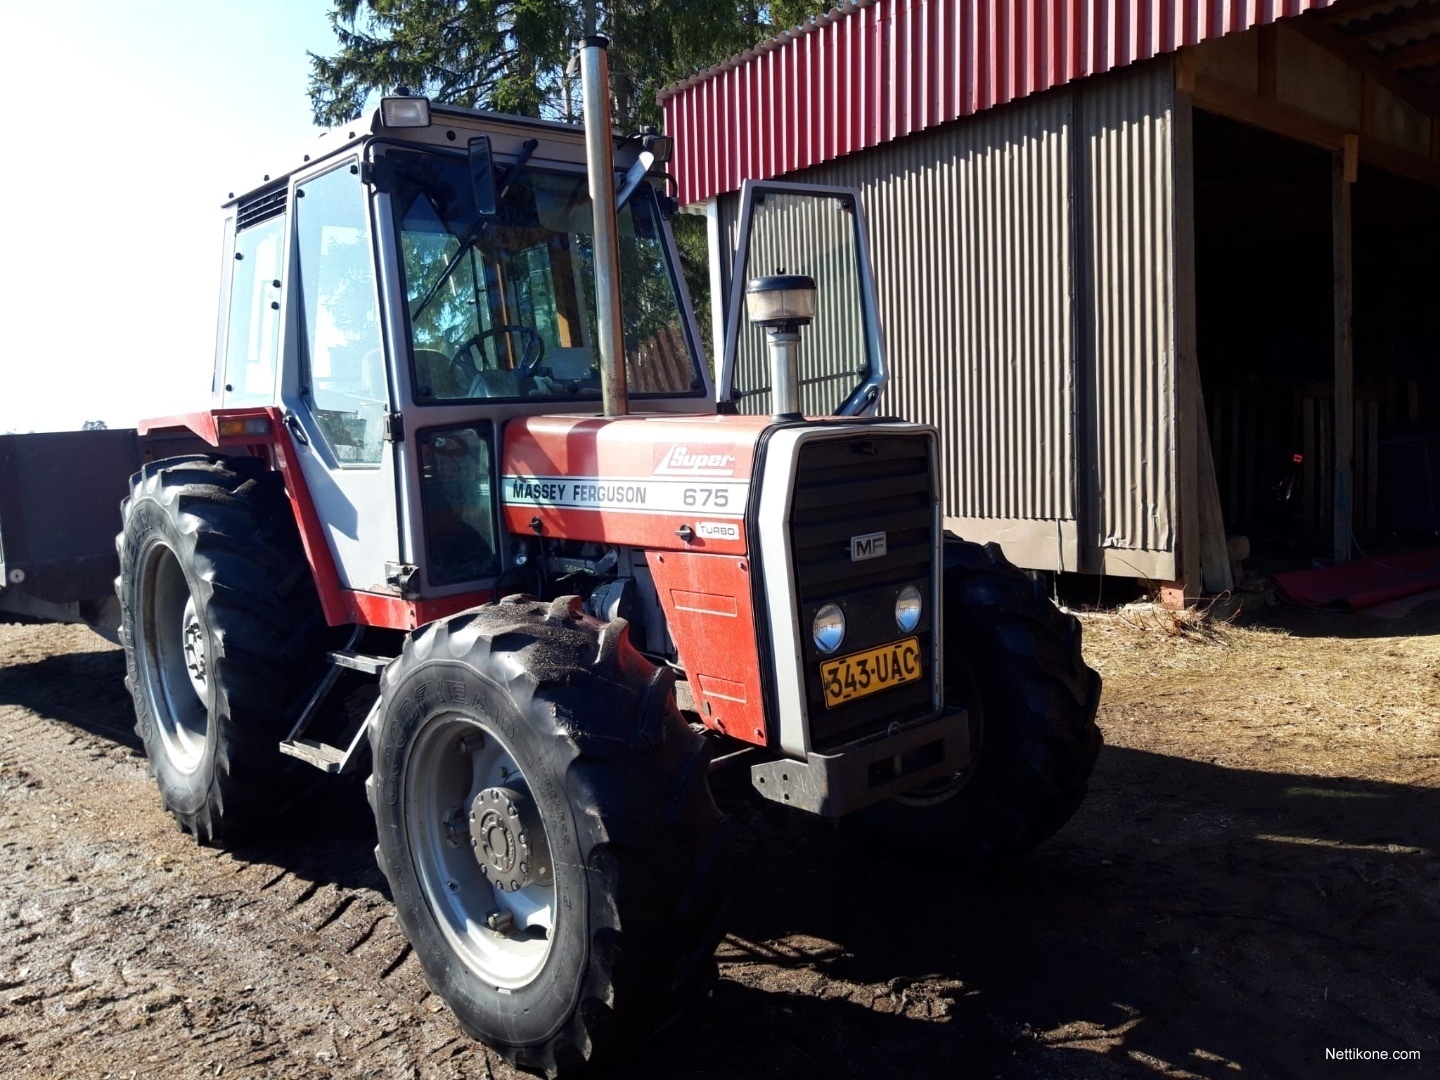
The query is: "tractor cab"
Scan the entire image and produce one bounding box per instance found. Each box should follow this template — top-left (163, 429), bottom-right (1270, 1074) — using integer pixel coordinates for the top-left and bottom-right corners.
top-left (208, 98), bottom-right (713, 621)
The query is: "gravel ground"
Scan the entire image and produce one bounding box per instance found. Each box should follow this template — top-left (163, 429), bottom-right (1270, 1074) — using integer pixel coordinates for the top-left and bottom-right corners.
top-left (0, 602), bottom-right (1436, 1079)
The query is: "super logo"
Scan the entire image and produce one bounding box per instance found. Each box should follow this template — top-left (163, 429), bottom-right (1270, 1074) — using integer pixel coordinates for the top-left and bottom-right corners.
top-left (653, 445), bottom-right (737, 476)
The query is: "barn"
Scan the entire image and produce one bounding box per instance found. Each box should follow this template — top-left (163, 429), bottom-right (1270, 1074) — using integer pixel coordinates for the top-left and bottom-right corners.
top-left (661, 0), bottom-right (1440, 603)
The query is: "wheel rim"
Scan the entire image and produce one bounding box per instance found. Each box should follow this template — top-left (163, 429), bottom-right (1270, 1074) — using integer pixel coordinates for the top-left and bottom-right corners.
top-left (405, 711), bottom-right (555, 989)
top-left (137, 541), bottom-right (210, 774)
top-left (181, 595), bottom-right (209, 700)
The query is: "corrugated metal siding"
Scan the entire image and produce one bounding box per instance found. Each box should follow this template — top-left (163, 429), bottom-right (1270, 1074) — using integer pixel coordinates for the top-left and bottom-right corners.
top-left (715, 63), bottom-right (1179, 572)
top-left (722, 88), bottom-right (1078, 526)
top-left (664, 0), bottom-right (1333, 205)
top-left (1077, 66), bottom-right (1176, 555)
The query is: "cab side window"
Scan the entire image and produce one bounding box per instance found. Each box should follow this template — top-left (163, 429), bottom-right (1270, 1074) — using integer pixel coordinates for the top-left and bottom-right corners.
top-left (294, 162), bottom-right (387, 464)
top-left (222, 214), bottom-right (285, 405)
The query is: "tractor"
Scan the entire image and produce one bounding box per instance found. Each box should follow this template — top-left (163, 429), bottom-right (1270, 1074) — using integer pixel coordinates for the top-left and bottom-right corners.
top-left (109, 37), bottom-right (1101, 1076)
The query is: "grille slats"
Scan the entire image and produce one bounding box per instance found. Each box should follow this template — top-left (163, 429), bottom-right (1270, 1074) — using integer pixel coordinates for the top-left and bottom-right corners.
top-left (237, 185), bottom-right (288, 231)
top-left (792, 470), bottom-right (932, 512)
top-left (788, 432), bottom-right (939, 750)
top-left (792, 506), bottom-right (932, 549)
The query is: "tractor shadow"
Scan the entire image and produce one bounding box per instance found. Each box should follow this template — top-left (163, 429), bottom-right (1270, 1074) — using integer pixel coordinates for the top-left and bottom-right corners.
top-left (629, 748), bottom-right (1440, 1080)
top-left (0, 641), bottom-right (388, 895)
top-left (0, 642), bottom-right (142, 752)
top-left (5, 638), bottom-right (1438, 1078)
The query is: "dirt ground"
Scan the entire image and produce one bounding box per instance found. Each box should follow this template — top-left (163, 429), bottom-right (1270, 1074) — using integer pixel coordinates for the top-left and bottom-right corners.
top-left (1, 600), bottom-right (1437, 1080)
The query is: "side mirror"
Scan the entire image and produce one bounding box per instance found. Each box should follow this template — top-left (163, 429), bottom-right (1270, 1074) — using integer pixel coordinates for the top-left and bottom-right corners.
top-left (615, 130), bottom-right (673, 214)
top-left (468, 135), bottom-right (497, 216)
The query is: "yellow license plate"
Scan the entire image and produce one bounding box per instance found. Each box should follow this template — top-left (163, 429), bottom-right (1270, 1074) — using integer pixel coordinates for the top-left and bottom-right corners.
top-left (820, 637), bottom-right (922, 708)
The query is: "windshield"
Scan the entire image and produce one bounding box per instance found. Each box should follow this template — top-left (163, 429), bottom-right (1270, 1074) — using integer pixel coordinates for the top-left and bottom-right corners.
top-left (388, 148), bottom-right (701, 403)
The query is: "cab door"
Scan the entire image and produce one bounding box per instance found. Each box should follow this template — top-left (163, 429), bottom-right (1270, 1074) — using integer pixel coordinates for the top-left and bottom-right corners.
top-left (279, 158), bottom-right (400, 593)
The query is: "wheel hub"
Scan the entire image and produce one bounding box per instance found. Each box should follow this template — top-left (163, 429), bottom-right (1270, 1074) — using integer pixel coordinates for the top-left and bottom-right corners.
top-left (469, 786), bottom-right (550, 892)
top-left (180, 596), bottom-right (208, 700)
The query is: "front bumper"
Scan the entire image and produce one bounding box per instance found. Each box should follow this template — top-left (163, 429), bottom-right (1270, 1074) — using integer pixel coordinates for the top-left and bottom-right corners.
top-left (749, 707), bottom-right (969, 818)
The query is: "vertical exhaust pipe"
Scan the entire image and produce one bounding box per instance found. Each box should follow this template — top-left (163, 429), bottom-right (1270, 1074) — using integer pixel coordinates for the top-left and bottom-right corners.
top-left (579, 35), bottom-right (628, 417)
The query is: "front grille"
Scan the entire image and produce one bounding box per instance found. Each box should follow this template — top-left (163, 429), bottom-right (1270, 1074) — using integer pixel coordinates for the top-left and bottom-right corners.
top-left (789, 432), bottom-right (939, 750)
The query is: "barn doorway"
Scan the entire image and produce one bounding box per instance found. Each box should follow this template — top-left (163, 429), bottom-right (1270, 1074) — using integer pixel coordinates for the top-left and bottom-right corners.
top-left (1192, 110), bottom-right (1440, 564)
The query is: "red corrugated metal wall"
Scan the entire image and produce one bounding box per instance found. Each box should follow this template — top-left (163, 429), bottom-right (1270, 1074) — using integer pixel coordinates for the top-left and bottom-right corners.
top-left (662, 0), bottom-right (1334, 205)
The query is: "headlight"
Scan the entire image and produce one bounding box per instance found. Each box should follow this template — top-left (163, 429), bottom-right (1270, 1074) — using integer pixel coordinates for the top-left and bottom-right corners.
top-left (895, 586), bottom-right (922, 633)
top-left (812, 603), bottom-right (846, 654)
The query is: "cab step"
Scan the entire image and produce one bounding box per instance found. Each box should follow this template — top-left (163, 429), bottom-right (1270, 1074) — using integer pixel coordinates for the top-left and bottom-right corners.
top-left (279, 697), bottom-right (381, 775)
top-left (278, 635), bottom-right (390, 774)
top-left (327, 650), bottom-right (392, 674)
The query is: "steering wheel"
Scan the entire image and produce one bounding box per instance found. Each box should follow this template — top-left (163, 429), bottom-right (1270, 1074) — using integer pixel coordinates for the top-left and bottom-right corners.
top-left (455, 325), bottom-right (544, 380)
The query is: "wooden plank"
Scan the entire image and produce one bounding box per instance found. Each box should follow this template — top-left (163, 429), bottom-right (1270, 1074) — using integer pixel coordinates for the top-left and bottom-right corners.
top-left (1230, 392), bottom-right (1242, 522)
top-left (1333, 149), bottom-right (1355, 564)
top-left (1243, 388), bottom-right (1258, 527)
top-left (1195, 375), bottom-right (1235, 594)
top-left (1365, 400), bottom-right (1379, 531)
top-left (1303, 396), bottom-right (1317, 542)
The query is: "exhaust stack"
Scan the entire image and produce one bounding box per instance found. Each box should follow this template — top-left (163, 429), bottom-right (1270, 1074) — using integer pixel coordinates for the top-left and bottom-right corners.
top-left (579, 36), bottom-right (628, 418)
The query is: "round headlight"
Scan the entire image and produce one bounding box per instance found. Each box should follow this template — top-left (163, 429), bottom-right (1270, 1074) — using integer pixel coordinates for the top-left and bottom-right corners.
top-left (812, 603), bottom-right (846, 654)
top-left (895, 586), bottom-right (922, 633)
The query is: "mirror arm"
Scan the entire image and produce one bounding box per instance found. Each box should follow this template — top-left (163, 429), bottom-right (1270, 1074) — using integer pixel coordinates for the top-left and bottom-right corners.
top-left (615, 149), bottom-right (657, 213)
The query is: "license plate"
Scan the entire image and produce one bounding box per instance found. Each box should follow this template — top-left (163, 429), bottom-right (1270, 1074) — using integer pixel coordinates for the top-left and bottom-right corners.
top-left (820, 637), bottom-right (922, 708)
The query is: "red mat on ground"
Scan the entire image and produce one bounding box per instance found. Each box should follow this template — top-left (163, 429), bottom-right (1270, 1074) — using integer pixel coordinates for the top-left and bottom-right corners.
top-left (1272, 550), bottom-right (1440, 611)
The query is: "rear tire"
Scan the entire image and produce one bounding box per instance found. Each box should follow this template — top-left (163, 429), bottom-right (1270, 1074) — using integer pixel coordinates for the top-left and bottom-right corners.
top-left (369, 595), bottom-right (729, 1077)
top-left (117, 455), bottom-right (325, 842)
top-left (854, 540), bottom-right (1102, 860)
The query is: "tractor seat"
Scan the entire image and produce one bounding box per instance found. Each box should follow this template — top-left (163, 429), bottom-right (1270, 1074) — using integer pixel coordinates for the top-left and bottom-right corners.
top-left (413, 348), bottom-right (462, 400)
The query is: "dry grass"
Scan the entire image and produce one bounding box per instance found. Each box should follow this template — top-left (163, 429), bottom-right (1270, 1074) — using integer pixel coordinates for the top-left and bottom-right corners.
top-left (1078, 602), bottom-right (1440, 787)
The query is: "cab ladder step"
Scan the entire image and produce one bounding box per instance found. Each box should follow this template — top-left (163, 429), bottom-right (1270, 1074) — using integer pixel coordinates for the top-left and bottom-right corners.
top-left (278, 631), bottom-right (390, 774)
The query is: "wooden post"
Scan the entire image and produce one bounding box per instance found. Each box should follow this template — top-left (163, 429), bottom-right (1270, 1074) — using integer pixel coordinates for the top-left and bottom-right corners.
top-left (1165, 67), bottom-right (1202, 609)
top-left (1332, 137), bottom-right (1357, 565)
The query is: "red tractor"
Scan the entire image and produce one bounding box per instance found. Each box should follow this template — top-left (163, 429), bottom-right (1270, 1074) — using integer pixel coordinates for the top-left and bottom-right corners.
top-left (109, 38), bottom-right (1099, 1075)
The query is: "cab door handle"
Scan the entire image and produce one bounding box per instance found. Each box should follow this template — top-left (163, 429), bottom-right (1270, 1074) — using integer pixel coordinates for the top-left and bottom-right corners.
top-left (283, 411), bottom-right (310, 447)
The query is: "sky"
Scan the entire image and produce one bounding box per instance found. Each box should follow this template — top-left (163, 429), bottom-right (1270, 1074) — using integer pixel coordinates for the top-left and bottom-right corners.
top-left (0, 1), bottom-right (345, 432)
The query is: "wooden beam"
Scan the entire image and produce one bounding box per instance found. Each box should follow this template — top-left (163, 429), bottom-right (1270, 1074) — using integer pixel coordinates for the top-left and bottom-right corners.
top-left (1333, 149), bottom-right (1355, 565)
top-left (1289, 13), bottom-right (1440, 120)
top-left (1193, 74), bottom-right (1440, 189)
top-left (1175, 47), bottom-right (1196, 96)
top-left (1384, 36), bottom-right (1440, 72)
top-left (1342, 2), bottom-right (1440, 40)
top-left (1259, 24), bottom-right (1279, 99)
top-left (1319, 0), bottom-right (1425, 23)
top-left (1172, 86), bottom-right (1203, 605)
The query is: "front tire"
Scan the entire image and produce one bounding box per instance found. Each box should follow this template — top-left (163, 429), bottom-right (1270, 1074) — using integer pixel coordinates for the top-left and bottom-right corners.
top-left (855, 540), bottom-right (1102, 860)
top-left (369, 595), bottom-right (729, 1076)
top-left (117, 455), bottom-right (325, 842)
